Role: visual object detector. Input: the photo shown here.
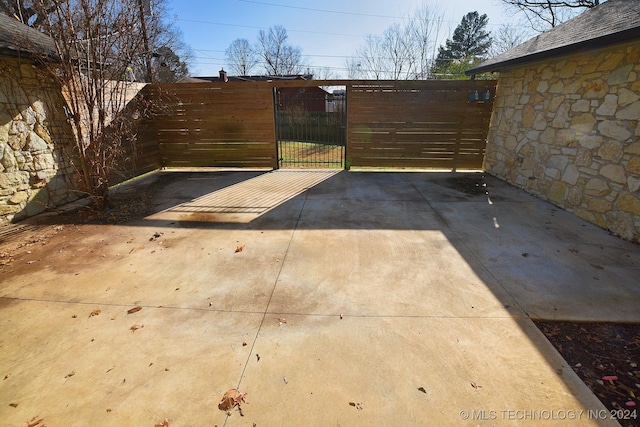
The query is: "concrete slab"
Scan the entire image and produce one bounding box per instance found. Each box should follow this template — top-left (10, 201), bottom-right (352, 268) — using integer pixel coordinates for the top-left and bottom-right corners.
top-left (236, 316), bottom-right (615, 426)
top-left (1, 169), bottom-right (638, 426)
top-left (405, 173), bottom-right (640, 321)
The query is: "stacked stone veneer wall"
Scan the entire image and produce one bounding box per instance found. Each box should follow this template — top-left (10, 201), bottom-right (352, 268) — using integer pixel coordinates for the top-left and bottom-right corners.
top-left (0, 55), bottom-right (78, 224)
top-left (485, 40), bottom-right (640, 242)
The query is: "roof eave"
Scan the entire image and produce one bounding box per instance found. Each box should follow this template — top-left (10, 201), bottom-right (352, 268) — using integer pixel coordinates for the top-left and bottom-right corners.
top-left (466, 26), bottom-right (640, 76)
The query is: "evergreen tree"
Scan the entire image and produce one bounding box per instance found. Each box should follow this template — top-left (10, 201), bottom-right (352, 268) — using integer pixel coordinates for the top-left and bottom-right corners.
top-left (432, 12), bottom-right (491, 78)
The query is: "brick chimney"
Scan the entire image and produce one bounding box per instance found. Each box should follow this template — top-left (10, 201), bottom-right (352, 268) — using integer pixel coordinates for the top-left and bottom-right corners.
top-left (219, 68), bottom-right (228, 82)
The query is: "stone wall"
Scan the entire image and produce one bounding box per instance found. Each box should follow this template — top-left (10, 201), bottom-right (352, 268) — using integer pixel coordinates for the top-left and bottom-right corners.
top-left (0, 55), bottom-right (78, 224)
top-left (485, 40), bottom-right (640, 242)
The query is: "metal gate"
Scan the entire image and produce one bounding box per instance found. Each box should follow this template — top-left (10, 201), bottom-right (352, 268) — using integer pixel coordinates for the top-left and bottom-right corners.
top-left (274, 86), bottom-right (346, 169)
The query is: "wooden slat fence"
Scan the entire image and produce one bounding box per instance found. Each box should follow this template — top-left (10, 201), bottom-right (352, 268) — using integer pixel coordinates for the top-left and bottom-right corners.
top-left (347, 80), bottom-right (496, 169)
top-left (137, 79), bottom-right (496, 170)
top-left (151, 82), bottom-right (277, 168)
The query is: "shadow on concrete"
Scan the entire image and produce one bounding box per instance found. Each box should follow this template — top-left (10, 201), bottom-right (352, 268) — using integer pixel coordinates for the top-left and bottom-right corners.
top-left (5, 168), bottom-right (640, 421)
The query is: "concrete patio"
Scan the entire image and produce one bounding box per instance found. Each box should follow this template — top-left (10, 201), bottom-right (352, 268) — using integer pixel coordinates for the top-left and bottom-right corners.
top-left (1, 170), bottom-right (638, 426)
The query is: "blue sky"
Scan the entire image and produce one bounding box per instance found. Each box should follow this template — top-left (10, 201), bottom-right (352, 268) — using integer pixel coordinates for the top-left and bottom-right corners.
top-left (167, 0), bottom-right (520, 77)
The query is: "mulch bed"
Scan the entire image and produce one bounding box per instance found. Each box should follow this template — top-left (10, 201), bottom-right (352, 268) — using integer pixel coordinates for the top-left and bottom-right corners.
top-left (535, 321), bottom-right (639, 427)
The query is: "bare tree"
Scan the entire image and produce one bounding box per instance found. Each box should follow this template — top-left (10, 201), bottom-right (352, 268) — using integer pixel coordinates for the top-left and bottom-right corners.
top-left (383, 24), bottom-right (411, 80)
top-left (225, 38), bottom-right (259, 76)
top-left (501, 0), bottom-right (601, 30)
top-left (255, 25), bottom-right (303, 75)
top-left (32, 0), bottom-right (166, 208)
top-left (344, 57), bottom-right (363, 79)
top-left (490, 23), bottom-right (529, 56)
top-left (350, 3), bottom-right (446, 80)
top-left (310, 66), bottom-right (336, 80)
top-left (405, 3), bottom-right (446, 79)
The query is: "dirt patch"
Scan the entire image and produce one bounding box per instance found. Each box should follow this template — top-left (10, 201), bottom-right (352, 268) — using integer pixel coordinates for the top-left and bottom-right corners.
top-left (536, 321), bottom-right (639, 427)
top-left (0, 179), bottom-right (158, 272)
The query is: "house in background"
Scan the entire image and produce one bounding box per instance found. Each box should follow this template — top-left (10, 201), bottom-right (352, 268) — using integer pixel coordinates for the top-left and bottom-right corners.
top-left (180, 70), bottom-right (332, 113)
top-left (466, 0), bottom-right (640, 242)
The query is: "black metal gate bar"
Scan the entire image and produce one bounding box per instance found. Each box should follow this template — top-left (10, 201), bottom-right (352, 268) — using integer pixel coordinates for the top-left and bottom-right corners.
top-left (274, 85), bottom-right (346, 169)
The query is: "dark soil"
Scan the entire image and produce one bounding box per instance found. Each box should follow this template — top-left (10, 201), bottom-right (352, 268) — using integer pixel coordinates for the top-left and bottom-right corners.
top-left (535, 321), bottom-right (640, 427)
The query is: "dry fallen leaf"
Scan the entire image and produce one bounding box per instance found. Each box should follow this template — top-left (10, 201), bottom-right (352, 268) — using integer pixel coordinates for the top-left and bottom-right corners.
top-left (235, 244), bottom-right (245, 253)
top-left (89, 309), bottom-right (101, 317)
top-left (154, 418), bottom-right (169, 427)
top-left (130, 324), bottom-right (144, 332)
top-left (256, 354), bottom-right (260, 362)
top-left (106, 408), bottom-right (112, 413)
top-left (127, 306), bottom-right (142, 314)
top-left (470, 381), bottom-right (482, 389)
top-left (278, 317), bottom-right (287, 325)
top-left (218, 389), bottom-right (247, 413)
top-left (3, 373), bottom-right (10, 380)
top-left (417, 387), bottom-right (427, 394)
top-left (27, 417), bottom-right (44, 427)
top-left (242, 341), bottom-right (247, 347)
top-left (65, 371), bottom-right (75, 379)
top-left (9, 402), bottom-right (18, 408)
top-left (349, 401), bottom-right (363, 410)
top-left (150, 232), bottom-right (164, 241)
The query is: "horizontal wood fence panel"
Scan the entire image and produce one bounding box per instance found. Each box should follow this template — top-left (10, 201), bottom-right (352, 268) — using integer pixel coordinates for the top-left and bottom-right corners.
top-left (137, 80), bottom-right (495, 171)
top-left (151, 83), bottom-right (277, 168)
top-left (347, 80), bottom-right (496, 170)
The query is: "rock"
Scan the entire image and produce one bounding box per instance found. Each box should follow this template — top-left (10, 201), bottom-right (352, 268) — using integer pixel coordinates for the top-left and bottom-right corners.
top-left (583, 79), bottom-right (608, 98)
top-left (605, 211), bottom-right (636, 241)
top-left (562, 165), bottom-right (580, 185)
top-left (618, 88), bottom-right (639, 106)
top-left (616, 101), bottom-right (640, 121)
top-left (552, 103), bottom-right (570, 128)
top-left (571, 113), bottom-right (596, 134)
top-left (625, 143), bottom-right (640, 155)
top-left (0, 148), bottom-right (17, 171)
top-left (27, 131), bottom-right (49, 152)
top-left (628, 176), bottom-right (640, 192)
top-left (628, 157), bottom-right (640, 176)
top-left (575, 148), bottom-right (592, 167)
top-left (0, 204), bottom-right (21, 215)
top-left (8, 191), bottom-right (28, 205)
top-left (559, 61), bottom-right (577, 78)
top-left (33, 153), bottom-right (55, 170)
top-left (548, 181), bottom-right (567, 204)
top-left (585, 178), bottom-right (611, 197)
top-left (598, 120), bottom-right (632, 141)
top-left (607, 64), bottom-right (634, 86)
top-left (571, 99), bottom-right (590, 113)
top-left (10, 120), bottom-right (27, 135)
top-left (587, 198), bottom-right (612, 213)
top-left (566, 184), bottom-right (583, 206)
top-left (7, 133), bottom-right (26, 150)
top-left (597, 53), bottom-right (624, 72)
top-left (595, 94), bottom-right (618, 116)
top-left (0, 171), bottom-right (29, 189)
top-left (597, 141), bottom-right (623, 162)
top-left (600, 164), bottom-right (627, 184)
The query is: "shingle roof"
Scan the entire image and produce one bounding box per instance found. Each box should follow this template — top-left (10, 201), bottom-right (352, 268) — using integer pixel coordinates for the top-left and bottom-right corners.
top-left (0, 12), bottom-right (57, 58)
top-left (466, 0), bottom-right (640, 75)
